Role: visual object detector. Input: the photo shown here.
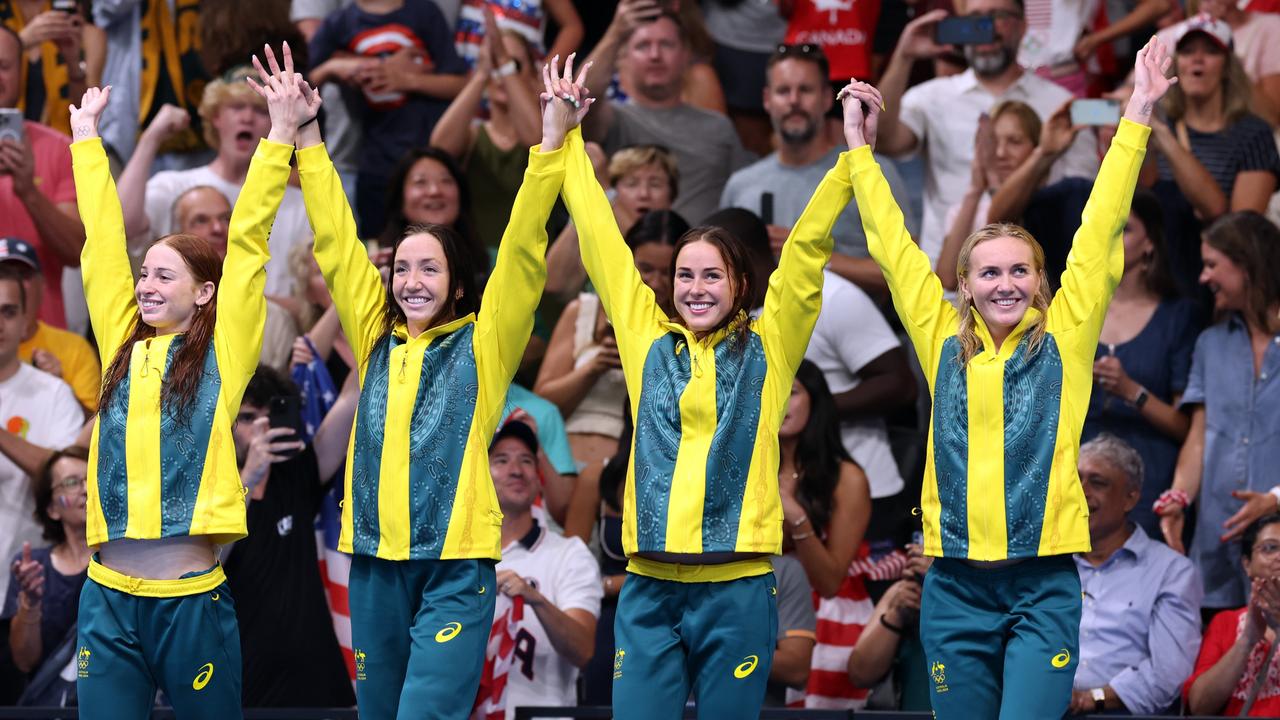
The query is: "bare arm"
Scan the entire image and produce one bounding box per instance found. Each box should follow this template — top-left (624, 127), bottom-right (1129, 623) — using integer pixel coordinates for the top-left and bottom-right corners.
top-left (1230, 170), bottom-right (1278, 214)
top-left (869, 9), bottom-right (950, 156)
top-left (831, 348), bottom-right (917, 420)
top-left (562, 463), bottom-right (601, 543)
top-left (1159, 405), bottom-right (1203, 552)
top-left (0, 430), bottom-right (56, 479)
top-left (544, 221), bottom-right (587, 301)
top-left (543, 0), bottom-right (585, 63)
top-left (790, 463), bottom-right (871, 598)
top-left (303, 303), bottom-right (343, 361)
top-left (770, 636), bottom-right (815, 689)
top-left (1187, 624), bottom-right (1256, 715)
top-left (429, 71), bottom-right (485, 160)
top-left (116, 104), bottom-right (190, 243)
top-left (987, 102), bottom-right (1078, 226)
top-left (314, 371), bottom-right (359, 484)
top-left (1150, 122), bottom-right (1227, 220)
top-left (1074, 0), bottom-right (1170, 60)
top-left (847, 580), bottom-right (919, 687)
top-left (0, 140), bottom-right (85, 267)
top-left (579, 0), bottom-right (661, 141)
top-left (826, 253), bottom-right (888, 297)
top-left (9, 600), bottom-right (41, 673)
top-left (500, 569), bottom-right (598, 668)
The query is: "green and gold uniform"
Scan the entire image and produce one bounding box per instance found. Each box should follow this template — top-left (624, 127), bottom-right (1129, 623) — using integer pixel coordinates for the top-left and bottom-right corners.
top-left (72, 137), bottom-right (289, 719)
top-left (856, 119), bottom-right (1151, 720)
top-left (296, 132), bottom-right (565, 720)
top-left (561, 129), bottom-right (851, 718)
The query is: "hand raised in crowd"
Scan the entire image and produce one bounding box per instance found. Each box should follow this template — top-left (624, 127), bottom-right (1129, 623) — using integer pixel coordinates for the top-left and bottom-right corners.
top-left (1159, 504), bottom-right (1186, 554)
top-left (504, 407), bottom-right (540, 437)
top-left (969, 113), bottom-right (997, 192)
top-left (240, 416), bottom-right (305, 490)
top-left (358, 46), bottom-right (427, 96)
top-left (290, 336), bottom-right (315, 368)
top-left (0, 136), bottom-right (36, 195)
top-left (606, 0), bottom-right (664, 41)
top-left (139, 103), bottom-right (191, 146)
top-left (1124, 35), bottom-right (1177, 126)
top-left (540, 53), bottom-right (593, 151)
top-left (586, 335), bottom-right (623, 376)
top-left (68, 85), bottom-right (111, 141)
top-left (1039, 100), bottom-right (1082, 160)
top-left (480, 4), bottom-right (510, 76)
top-left (248, 41), bottom-right (321, 146)
top-left (894, 8), bottom-right (953, 61)
top-left (1242, 577), bottom-right (1280, 646)
top-left (19, 10), bottom-right (79, 48)
top-left (1222, 491), bottom-right (1280, 543)
top-left (31, 349), bottom-right (64, 379)
top-left (497, 569), bottom-right (547, 606)
top-left (11, 542), bottom-right (44, 608)
top-left (837, 80), bottom-right (883, 151)
top-left (1092, 354), bottom-right (1139, 400)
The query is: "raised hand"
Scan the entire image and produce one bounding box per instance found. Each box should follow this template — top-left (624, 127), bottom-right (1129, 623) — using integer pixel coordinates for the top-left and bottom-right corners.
top-left (970, 114), bottom-right (995, 191)
top-left (837, 79), bottom-right (884, 151)
top-left (896, 9), bottom-right (952, 61)
top-left (248, 42), bottom-right (319, 146)
top-left (1040, 100), bottom-right (1083, 158)
top-left (12, 542), bottom-right (44, 607)
top-left (540, 53), bottom-right (594, 151)
top-left (69, 85), bottom-right (111, 141)
top-left (1126, 36), bottom-right (1177, 125)
top-left (140, 104), bottom-right (191, 145)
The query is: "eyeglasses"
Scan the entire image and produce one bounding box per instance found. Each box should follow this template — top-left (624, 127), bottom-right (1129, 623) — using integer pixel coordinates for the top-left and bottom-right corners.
top-left (53, 476), bottom-right (86, 492)
top-left (972, 10), bottom-right (1024, 22)
top-left (1254, 542), bottom-right (1280, 558)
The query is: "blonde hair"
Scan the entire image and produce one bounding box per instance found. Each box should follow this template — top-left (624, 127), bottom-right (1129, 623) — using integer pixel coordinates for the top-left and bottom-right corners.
top-left (954, 224), bottom-right (1053, 367)
top-left (1163, 45), bottom-right (1253, 125)
top-left (608, 145), bottom-right (679, 200)
top-left (198, 74), bottom-right (266, 149)
top-left (990, 100), bottom-right (1042, 146)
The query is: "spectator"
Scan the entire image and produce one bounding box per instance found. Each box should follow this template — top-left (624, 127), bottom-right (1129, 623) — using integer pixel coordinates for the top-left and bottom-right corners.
top-left (91, 0), bottom-right (209, 163)
top-left (115, 73), bottom-right (314, 299)
top-left (292, 0), bottom-right (361, 206)
top-left (0, 238), bottom-right (99, 412)
top-left (308, 0), bottom-right (468, 238)
top-left (778, 360), bottom-right (873, 709)
top-left (170, 184), bottom-right (299, 371)
top-left (200, 0), bottom-right (308, 79)
top-left (0, 25), bottom-right (85, 330)
top-left (1158, 212), bottom-right (1280, 611)
top-left (720, 43), bottom-right (919, 297)
top-left (1018, 0), bottom-right (1170, 96)
top-left (490, 419), bottom-right (601, 719)
top-left (0, 265), bottom-right (82, 604)
top-left (454, 0), bottom-right (584, 70)
top-left (537, 210), bottom-right (685, 484)
top-left (3, 448), bottom-right (90, 679)
top-left (1185, 513), bottom-right (1280, 716)
top-left (1082, 191), bottom-right (1199, 540)
top-left (1069, 434), bottom-right (1202, 716)
top-left (496, 400), bottom-right (577, 528)
top-left (1152, 16), bottom-right (1278, 219)
top-left (937, 100), bottom-right (1040, 291)
top-left (781, 0), bottom-right (882, 96)
top-left (701, 0), bottom-right (789, 155)
top-left (1, 0), bottom-right (105, 136)
top-left (604, 1), bottom-right (728, 116)
top-left (845, 544), bottom-right (933, 712)
top-left (582, 1), bottom-right (751, 224)
top-left (432, 8), bottom-right (545, 250)
top-left (766, 552), bottom-right (818, 707)
top-left (871, 0), bottom-right (1100, 262)
top-left (1160, 0), bottom-right (1280, 126)
top-left (545, 144), bottom-right (679, 302)
top-left (224, 366), bottom-right (357, 708)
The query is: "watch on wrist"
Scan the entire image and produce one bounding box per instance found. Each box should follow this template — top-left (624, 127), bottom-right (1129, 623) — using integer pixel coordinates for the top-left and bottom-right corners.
top-left (492, 59), bottom-right (519, 78)
top-left (1132, 386), bottom-right (1150, 408)
top-left (1091, 687), bottom-right (1105, 712)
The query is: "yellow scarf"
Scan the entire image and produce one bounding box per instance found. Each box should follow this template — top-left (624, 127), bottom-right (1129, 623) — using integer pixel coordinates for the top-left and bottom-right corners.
top-left (0, 1), bottom-right (73, 135)
top-left (138, 0), bottom-right (208, 153)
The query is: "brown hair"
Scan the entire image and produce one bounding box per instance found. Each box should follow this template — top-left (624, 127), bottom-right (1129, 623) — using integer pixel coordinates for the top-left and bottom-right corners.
top-left (990, 100), bottom-right (1042, 147)
top-left (373, 224), bottom-right (481, 355)
top-left (668, 226), bottom-right (755, 344)
top-left (99, 234), bottom-right (223, 419)
top-left (33, 446), bottom-right (91, 545)
top-left (1163, 44), bottom-right (1253, 126)
top-left (608, 145), bottom-right (680, 201)
top-left (954, 224), bottom-right (1053, 367)
top-left (1203, 211), bottom-right (1280, 331)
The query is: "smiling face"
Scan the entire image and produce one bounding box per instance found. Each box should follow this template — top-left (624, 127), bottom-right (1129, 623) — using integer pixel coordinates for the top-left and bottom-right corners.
top-left (45, 456), bottom-right (89, 530)
top-left (991, 112), bottom-right (1036, 185)
top-left (402, 156), bottom-right (462, 228)
top-left (961, 235), bottom-right (1041, 337)
top-left (1246, 522), bottom-right (1280, 580)
top-left (210, 98), bottom-right (271, 166)
top-left (490, 436), bottom-right (539, 513)
top-left (778, 379), bottom-right (812, 440)
top-left (673, 239), bottom-right (737, 336)
top-left (136, 242), bottom-right (215, 333)
top-left (1199, 240), bottom-right (1248, 313)
top-left (393, 232), bottom-right (455, 335)
top-left (1175, 35), bottom-right (1228, 103)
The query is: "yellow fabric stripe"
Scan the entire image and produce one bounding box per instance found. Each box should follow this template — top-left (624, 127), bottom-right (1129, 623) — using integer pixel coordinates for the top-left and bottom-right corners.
top-left (338, 419), bottom-right (357, 554)
top-left (920, 437), bottom-right (944, 556)
top-left (665, 337), bottom-right (712, 552)
top-left (441, 449), bottom-right (504, 560)
top-left (85, 423), bottom-right (108, 547)
top-left (965, 358), bottom-right (1007, 560)
top-left (626, 556), bottom-right (773, 583)
top-left (736, 334), bottom-right (783, 553)
top-left (124, 337), bottom-right (169, 538)
top-left (89, 558), bottom-right (225, 598)
top-left (376, 342), bottom-right (417, 559)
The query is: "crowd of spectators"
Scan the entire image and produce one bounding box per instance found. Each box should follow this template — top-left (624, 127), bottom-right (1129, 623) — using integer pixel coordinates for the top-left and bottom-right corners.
top-left (1, 0), bottom-right (1279, 715)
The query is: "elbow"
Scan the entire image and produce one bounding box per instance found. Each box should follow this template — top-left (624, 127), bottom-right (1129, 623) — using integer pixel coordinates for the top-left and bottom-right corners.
top-left (571, 641), bottom-right (595, 669)
top-left (1185, 682), bottom-right (1220, 716)
top-left (846, 650), bottom-right (887, 689)
top-left (775, 660), bottom-right (811, 689)
top-left (815, 576), bottom-right (843, 599)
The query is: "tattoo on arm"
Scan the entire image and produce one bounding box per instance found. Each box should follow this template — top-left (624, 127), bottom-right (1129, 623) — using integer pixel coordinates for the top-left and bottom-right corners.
top-left (1140, 102), bottom-right (1153, 117)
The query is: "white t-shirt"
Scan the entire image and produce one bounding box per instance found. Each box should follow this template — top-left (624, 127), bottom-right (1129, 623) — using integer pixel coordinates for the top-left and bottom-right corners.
top-left (496, 524), bottom-right (602, 720)
top-left (144, 165), bottom-right (313, 298)
top-left (804, 271), bottom-right (905, 499)
top-left (0, 364), bottom-right (83, 600)
top-left (899, 68), bottom-right (1100, 262)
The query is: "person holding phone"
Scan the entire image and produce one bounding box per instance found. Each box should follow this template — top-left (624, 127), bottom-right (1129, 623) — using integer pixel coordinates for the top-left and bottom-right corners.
top-left (293, 49), bottom-right (580, 718)
top-left (1, 0), bottom-right (106, 136)
top-left (559, 69), bottom-right (862, 720)
top-left (845, 37), bottom-right (1173, 719)
top-left (66, 45), bottom-right (297, 720)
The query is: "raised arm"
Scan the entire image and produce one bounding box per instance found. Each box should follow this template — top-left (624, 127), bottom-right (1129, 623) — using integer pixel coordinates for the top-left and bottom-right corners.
top-left (69, 86), bottom-right (137, 364)
top-left (1047, 37), bottom-right (1169, 333)
top-left (844, 82), bottom-right (955, 366)
top-left (116, 104), bottom-right (189, 242)
top-left (474, 56), bottom-right (579, 391)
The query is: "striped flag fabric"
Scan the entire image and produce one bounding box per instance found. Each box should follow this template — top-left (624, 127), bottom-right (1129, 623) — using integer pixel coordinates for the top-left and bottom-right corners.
top-left (473, 595), bottom-right (525, 720)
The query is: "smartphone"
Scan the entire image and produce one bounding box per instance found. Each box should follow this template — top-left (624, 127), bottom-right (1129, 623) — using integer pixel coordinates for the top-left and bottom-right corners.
top-left (1070, 98), bottom-right (1121, 126)
top-left (0, 109), bottom-right (25, 144)
top-left (760, 192), bottom-right (774, 226)
top-left (268, 395), bottom-right (306, 458)
top-left (935, 16), bottom-right (996, 46)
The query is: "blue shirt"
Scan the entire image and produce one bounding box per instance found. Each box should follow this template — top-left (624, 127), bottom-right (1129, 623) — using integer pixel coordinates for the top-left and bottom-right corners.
top-left (1182, 316), bottom-right (1280, 608)
top-left (1074, 525), bottom-right (1203, 714)
top-left (504, 384), bottom-right (578, 476)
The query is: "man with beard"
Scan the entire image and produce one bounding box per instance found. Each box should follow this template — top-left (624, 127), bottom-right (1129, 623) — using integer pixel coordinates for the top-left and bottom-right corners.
top-left (720, 44), bottom-right (917, 296)
top-left (869, 0), bottom-right (1099, 264)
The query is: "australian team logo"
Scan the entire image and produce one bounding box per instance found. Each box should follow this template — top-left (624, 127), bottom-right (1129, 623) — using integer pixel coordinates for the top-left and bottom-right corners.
top-left (930, 660), bottom-right (949, 693)
top-left (355, 648), bottom-right (368, 681)
top-left (77, 646), bottom-right (91, 678)
top-left (612, 648), bottom-right (626, 680)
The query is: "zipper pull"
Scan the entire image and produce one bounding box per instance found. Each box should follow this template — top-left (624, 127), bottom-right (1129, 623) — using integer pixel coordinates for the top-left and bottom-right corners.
top-left (398, 348), bottom-right (408, 382)
top-left (141, 339), bottom-right (151, 378)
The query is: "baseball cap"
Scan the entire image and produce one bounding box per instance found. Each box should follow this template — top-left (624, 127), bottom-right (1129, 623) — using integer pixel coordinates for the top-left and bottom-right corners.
top-left (1171, 13), bottom-right (1232, 52)
top-left (0, 237), bottom-right (39, 271)
top-left (491, 418), bottom-right (539, 456)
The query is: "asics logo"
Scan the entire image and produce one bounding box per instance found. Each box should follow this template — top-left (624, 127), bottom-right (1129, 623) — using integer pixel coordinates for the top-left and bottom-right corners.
top-left (193, 663), bottom-right (214, 691)
top-left (1051, 650), bottom-right (1071, 668)
top-left (733, 655), bottom-right (759, 679)
top-left (435, 622), bottom-right (462, 643)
